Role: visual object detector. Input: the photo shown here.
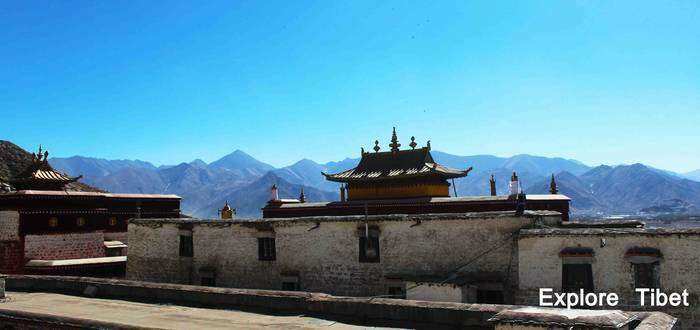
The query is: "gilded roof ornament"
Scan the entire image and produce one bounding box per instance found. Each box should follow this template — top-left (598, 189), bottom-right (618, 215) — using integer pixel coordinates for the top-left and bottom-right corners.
top-left (389, 127), bottom-right (401, 152)
top-left (373, 140), bottom-right (380, 152)
top-left (409, 136), bottom-right (417, 150)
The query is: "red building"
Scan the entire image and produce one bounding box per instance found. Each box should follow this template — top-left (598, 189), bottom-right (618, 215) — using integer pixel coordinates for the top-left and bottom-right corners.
top-left (0, 149), bottom-right (180, 275)
top-left (263, 129), bottom-right (570, 220)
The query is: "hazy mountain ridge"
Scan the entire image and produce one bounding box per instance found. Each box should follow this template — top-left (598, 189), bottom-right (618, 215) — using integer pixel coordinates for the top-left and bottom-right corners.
top-left (685, 169), bottom-right (700, 182)
top-left (195, 172), bottom-right (338, 218)
top-left (526, 164), bottom-right (700, 214)
top-left (3, 144), bottom-right (689, 217)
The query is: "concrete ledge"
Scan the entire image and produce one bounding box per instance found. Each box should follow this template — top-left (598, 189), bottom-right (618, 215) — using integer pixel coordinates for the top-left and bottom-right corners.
top-left (4, 275), bottom-right (677, 329)
top-left (6, 275), bottom-right (513, 328)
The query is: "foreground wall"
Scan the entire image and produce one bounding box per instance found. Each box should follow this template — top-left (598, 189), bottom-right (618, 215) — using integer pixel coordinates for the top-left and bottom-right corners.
top-left (127, 211), bottom-right (560, 302)
top-left (517, 228), bottom-right (700, 328)
top-left (3, 275), bottom-right (675, 330)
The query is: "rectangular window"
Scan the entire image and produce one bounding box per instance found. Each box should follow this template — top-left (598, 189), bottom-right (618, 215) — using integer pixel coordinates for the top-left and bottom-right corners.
top-left (359, 235), bottom-right (380, 263)
top-left (477, 290), bottom-right (504, 304)
top-left (562, 263), bottom-right (594, 292)
top-left (388, 286), bottom-right (405, 299)
top-left (634, 262), bottom-right (659, 289)
top-left (258, 237), bottom-right (276, 261)
top-left (201, 276), bottom-right (216, 287)
top-left (359, 226), bottom-right (380, 263)
top-left (179, 235), bottom-right (193, 257)
top-left (282, 281), bottom-right (299, 291)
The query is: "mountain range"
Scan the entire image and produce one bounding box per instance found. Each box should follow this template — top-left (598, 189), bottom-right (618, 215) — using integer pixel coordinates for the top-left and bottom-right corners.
top-left (1, 140), bottom-right (699, 218)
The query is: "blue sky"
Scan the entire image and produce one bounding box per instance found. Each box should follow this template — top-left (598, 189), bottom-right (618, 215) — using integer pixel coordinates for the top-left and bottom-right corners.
top-left (2, 1), bottom-right (699, 172)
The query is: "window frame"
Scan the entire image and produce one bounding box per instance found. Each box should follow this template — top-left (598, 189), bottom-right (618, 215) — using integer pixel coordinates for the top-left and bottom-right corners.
top-left (359, 235), bottom-right (380, 263)
top-left (633, 261), bottom-right (660, 289)
top-left (282, 281), bottom-right (299, 291)
top-left (387, 286), bottom-right (406, 299)
top-left (561, 263), bottom-right (594, 292)
top-left (179, 235), bottom-right (193, 257)
top-left (258, 237), bottom-right (276, 261)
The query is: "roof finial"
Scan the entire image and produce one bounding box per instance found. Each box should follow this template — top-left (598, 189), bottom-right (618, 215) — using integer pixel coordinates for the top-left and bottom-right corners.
top-left (361, 147), bottom-right (365, 155)
top-left (389, 127), bottom-right (401, 152)
top-left (373, 140), bottom-right (380, 152)
top-left (549, 174), bottom-right (559, 194)
top-left (299, 188), bottom-right (306, 203)
top-left (271, 184), bottom-right (279, 201)
top-left (409, 136), bottom-right (417, 150)
top-left (221, 200), bottom-right (233, 219)
top-left (426, 140), bottom-right (431, 150)
top-left (37, 145), bottom-right (43, 161)
top-left (44, 150), bottom-right (49, 162)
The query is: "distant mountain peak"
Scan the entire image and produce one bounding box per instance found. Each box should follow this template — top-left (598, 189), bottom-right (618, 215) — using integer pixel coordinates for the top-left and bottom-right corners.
top-left (189, 159), bottom-right (207, 168)
top-left (209, 150), bottom-right (275, 173)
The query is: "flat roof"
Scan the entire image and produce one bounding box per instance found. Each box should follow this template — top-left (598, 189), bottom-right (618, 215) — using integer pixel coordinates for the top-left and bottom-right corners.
top-left (0, 292), bottom-right (384, 329)
top-left (131, 210), bottom-right (562, 226)
top-left (0, 190), bottom-right (180, 199)
top-left (268, 194), bottom-right (570, 209)
top-left (25, 256), bottom-right (126, 267)
top-left (520, 227), bottom-right (700, 236)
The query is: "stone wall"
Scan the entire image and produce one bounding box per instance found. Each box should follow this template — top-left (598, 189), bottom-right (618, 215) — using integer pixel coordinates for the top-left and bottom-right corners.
top-left (3, 275), bottom-right (518, 329)
top-left (24, 232), bottom-right (105, 260)
top-left (126, 222), bottom-right (193, 284)
top-left (128, 212), bottom-right (560, 302)
top-left (517, 231), bottom-right (700, 328)
top-left (2, 275), bottom-right (676, 330)
top-left (0, 211), bottom-right (20, 241)
top-left (0, 240), bottom-right (24, 273)
top-left (406, 282), bottom-right (464, 302)
top-left (0, 211), bottom-right (23, 273)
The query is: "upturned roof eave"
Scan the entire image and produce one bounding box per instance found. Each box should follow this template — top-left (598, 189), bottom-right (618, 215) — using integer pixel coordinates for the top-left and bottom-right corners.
top-left (322, 169), bottom-right (470, 183)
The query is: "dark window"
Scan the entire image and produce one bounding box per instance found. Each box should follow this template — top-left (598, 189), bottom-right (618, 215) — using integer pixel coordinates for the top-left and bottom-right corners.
top-left (282, 281), bottom-right (299, 291)
top-left (201, 276), bottom-right (216, 287)
top-left (258, 237), bottom-right (276, 261)
top-left (359, 235), bottom-right (380, 263)
top-left (477, 290), bottom-right (504, 304)
top-left (562, 263), bottom-right (594, 292)
top-left (634, 262), bottom-right (659, 289)
top-left (106, 248), bottom-right (123, 257)
top-left (179, 235), bottom-right (193, 257)
top-left (388, 286), bottom-right (405, 299)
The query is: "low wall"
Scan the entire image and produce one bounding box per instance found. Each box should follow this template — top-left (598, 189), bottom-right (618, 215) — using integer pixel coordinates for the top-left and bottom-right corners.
top-left (5, 275), bottom-right (512, 329)
top-left (2, 276), bottom-right (676, 329)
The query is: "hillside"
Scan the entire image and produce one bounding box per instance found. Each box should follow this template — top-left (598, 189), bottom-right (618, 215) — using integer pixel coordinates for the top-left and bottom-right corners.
top-left (527, 164), bottom-right (700, 214)
top-left (0, 141), bottom-right (102, 192)
top-left (685, 169), bottom-right (700, 182)
top-left (195, 172), bottom-right (338, 218)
